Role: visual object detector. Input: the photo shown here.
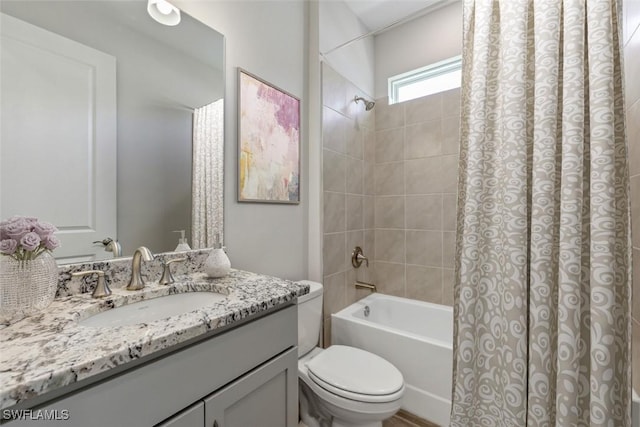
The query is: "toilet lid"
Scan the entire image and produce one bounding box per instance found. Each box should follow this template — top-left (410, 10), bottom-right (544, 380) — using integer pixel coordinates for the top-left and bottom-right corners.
top-left (306, 345), bottom-right (404, 397)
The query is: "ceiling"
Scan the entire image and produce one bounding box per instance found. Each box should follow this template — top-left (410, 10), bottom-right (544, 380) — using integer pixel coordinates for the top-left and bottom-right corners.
top-left (343, 0), bottom-right (458, 33)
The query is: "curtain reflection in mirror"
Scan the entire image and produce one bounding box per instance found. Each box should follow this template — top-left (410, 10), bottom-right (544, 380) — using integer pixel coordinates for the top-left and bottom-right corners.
top-left (192, 99), bottom-right (224, 249)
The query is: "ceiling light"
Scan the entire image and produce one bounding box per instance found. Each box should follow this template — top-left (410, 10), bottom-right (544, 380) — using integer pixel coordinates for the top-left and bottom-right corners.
top-left (147, 0), bottom-right (181, 26)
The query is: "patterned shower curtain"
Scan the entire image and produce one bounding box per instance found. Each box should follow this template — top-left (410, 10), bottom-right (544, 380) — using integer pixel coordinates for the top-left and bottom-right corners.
top-left (451, 0), bottom-right (631, 426)
top-left (192, 99), bottom-right (224, 249)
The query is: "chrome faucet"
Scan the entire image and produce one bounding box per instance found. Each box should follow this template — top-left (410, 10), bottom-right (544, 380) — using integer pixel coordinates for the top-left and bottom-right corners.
top-left (93, 237), bottom-right (123, 258)
top-left (126, 246), bottom-right (154, 291)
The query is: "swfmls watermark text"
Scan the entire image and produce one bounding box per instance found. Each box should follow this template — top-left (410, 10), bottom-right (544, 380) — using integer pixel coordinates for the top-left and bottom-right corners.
top-left (2, 409), bottom-right (70, 421)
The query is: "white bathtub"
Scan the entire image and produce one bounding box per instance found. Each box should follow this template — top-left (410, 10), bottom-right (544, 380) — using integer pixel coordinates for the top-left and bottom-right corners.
top-left (331, 293), bottom-right (453, 426)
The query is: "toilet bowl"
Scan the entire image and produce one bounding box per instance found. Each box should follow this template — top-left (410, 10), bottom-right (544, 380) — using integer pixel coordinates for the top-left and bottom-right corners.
top-left (296, 281), bottom-right (405, 427)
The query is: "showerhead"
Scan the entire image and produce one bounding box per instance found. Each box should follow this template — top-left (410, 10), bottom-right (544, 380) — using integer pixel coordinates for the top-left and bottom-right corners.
top-left (354, 96), bottom-right (375, 111)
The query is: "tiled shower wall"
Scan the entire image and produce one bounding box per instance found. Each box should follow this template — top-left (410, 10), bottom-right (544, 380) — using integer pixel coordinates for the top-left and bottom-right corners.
top-left (372, 90), bottom-right (460, 306)
top-left (321, 63), bottom-right (376, 344)
top-left (625, 1), bottom-right (640, 393)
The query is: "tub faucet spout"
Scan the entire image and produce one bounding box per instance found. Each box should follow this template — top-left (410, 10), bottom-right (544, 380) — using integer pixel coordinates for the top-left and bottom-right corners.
top-left (126, 246), bottom-right (154, 290)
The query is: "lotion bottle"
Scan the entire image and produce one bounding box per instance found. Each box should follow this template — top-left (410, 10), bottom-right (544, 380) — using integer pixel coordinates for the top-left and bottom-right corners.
top-left (204, 234), bottom-right (231, 278)
top-left (173, 230), bottom-right (192, 252)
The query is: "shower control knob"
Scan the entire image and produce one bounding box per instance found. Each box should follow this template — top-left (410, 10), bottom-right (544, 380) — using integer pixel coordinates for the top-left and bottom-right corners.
top-left (351, 246), bottom-right (369, 268)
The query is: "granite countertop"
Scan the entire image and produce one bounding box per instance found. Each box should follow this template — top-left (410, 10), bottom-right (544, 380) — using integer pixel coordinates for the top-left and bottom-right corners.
top-left (0, 267), bottom-right (309, 410)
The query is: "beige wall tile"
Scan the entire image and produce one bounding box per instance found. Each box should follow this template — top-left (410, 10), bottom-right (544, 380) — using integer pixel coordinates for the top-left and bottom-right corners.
top-left (441, 116), bottom-right (461, 155)
top-left (442, 268), bottom-right (455, 306)
top-left (634, 249), bottom-right (640, 320)
top-left (628, 100), bottom-right (640, 176)
top-left (442, 88), bottom-right (461, 118)
top-left (346, 157), bottom-right (364, 194)
top-left (443, 231), bottom-right (456, 268)
top-left (323, 106), bottom-right (346, 154)
top-left (374, 261), bottom-right (406, 296)
top-left (346, 195), bottom-right (364, 231)
top-left (323, 233), bottom-right (346, 276)
top-left (634, 319), bottom-right (640, 392)
top-left (632, 175), bottom-right (640, 248)
top-left (443, 193), bottom-right (457, 231)
top-left (324, 192), bottom-right (346, 233)
top-left (376, 128), bottom-right (405, 163)
top-left (405, 155), bottom-right (458, 194)
top-left (323, 149), bottom-right (346, 193)
top-left (406, 265), bottom-right (443, 304)
top-left (406, 195), bottom-right (443, 230)
top-left (406, 230), bottom-right (443, 267)
top-left (323, 315), bottom-right (331, 348)
top-left (375, 196), bottom-right (405, 229)
top-left (375, 162), bottom-right (405, 195)
top-left (405, 93), bottom-right (442, 125)
top-left (364, 162), bottom-right (376, 195)
top-left (364, 230), bottom-right (375, 267)
top-left (375, 97), bottom-right (404, 131)
top-left (375, 229), bottom-right (405, 263)
top-left (626, 1), bottom-right (640, 45)
top-left (364, 195), bottom-right (375, 229)
top-left (322, 64), bottom-right (347, 114)
top-left (364, 128), bottom-right (376, 163)
top-left (323, 272), bottom-right (346, 318)
top-left (625, 29), bottom-right (640, 108)
top-left (346, 118), bottom-right (364, 160)
top-left (405, 120), bottom-right (442, 159)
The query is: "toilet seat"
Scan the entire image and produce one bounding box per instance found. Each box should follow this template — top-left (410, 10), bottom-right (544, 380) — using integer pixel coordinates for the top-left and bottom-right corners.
top-left (305, 345), bottom-right (404, 403)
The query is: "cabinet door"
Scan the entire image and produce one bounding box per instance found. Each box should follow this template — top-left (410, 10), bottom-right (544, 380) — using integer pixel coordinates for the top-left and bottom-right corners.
top-left (155, 401), bottom-right (204, 427)
top-left (204, 348), bottom-right (298, 427)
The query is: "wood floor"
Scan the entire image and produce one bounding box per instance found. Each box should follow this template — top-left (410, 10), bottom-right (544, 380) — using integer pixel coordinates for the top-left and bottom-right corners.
top-left (299, 410), bottom-right (439, 427)
top-left (383, 410), bottom-right (440, 427)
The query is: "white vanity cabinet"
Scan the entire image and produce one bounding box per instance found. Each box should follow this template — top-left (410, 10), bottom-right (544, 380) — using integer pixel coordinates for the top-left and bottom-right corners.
top-left (6, 305), bottom-right (298, 427)
top-left (203, 347), bottom-right (297, 427)
top-left (157, 348), bottom-right (298, 427)
top-left (157, 402), bottom-right (204, 427)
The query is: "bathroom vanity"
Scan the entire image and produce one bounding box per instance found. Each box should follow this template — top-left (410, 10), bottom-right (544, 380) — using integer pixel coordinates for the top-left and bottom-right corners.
top-left (0, 256), bottom-right (308, 427)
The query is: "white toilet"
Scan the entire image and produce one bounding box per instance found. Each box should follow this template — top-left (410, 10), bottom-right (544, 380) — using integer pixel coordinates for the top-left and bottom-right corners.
top-left (297, 280), bottom-right (405, 427)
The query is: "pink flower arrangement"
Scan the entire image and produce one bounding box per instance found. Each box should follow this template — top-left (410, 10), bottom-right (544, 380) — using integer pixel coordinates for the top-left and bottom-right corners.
top-left (0, 216), bottom-right (60, 261)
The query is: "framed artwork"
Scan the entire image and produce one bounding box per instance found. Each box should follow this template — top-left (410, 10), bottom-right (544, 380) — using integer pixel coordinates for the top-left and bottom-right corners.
top-left (237, 68), bottom-right (300, 204)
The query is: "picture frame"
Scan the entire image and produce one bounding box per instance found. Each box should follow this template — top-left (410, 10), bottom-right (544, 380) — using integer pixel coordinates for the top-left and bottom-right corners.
top-left (237, 68), bottom-right (300, 204)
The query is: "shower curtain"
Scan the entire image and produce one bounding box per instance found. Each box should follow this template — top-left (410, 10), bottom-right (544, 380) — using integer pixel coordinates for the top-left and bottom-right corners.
top-left (451, 0), bottom-right (631, 426)
top-left (192, 99), bottom-right (224, 249)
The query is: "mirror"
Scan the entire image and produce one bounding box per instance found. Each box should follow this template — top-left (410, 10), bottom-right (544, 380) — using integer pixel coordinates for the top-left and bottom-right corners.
top-left (0, 1), bottom-right (224, 263)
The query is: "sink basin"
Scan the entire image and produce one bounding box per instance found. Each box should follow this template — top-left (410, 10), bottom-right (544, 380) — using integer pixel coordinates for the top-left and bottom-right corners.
top-left (79, 292), bottom-right (227, 328)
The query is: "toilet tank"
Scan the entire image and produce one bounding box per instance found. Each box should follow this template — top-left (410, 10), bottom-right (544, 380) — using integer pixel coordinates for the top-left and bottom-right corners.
top-left (296, 280), bottom-right (323, 357)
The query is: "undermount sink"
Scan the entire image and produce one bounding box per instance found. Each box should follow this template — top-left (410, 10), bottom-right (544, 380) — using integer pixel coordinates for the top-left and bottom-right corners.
top-left (79, 292), bottom-right (227, 328)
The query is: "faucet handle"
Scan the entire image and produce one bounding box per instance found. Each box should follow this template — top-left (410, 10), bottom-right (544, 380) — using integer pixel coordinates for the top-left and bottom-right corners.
top-left (72, 270), bottom-right (112, 298)
top-left (159, 257), bottom-right (187, 286)
top-left (351, 246), bottom-right (369, 268)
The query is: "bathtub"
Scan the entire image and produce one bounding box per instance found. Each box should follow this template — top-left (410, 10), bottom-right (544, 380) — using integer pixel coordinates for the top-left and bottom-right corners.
top-left (331, 293), bottom-right (453, 426)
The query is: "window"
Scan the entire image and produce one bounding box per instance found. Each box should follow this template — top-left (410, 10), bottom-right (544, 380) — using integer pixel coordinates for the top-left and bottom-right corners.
top-left (388, 56), bottom-right (462, 104)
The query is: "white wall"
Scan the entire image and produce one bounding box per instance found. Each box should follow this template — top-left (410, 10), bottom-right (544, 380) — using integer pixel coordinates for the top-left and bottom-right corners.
top-left (320, 0), bottom-right (375, 98)
top-left (374, 1), bottom-right (462, 99)
top-left (177, 0), bottom-right (308, 280)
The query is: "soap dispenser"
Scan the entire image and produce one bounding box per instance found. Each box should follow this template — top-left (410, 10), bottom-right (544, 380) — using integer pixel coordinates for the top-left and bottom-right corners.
top-left (204, 234), bottom-right (231, 278)
top-left (173, 230), bottom-right (192, 252)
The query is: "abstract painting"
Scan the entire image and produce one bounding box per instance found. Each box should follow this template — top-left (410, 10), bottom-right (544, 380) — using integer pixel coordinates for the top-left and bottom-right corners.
top-left (238, 69), bottom-right (300, 203)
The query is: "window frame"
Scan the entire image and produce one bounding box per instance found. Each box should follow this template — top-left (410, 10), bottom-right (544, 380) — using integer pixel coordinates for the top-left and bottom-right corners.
top-left (388, 55), bottom-right (462, 105)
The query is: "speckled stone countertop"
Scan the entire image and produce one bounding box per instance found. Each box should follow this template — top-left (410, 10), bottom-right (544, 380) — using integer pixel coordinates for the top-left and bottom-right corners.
top-left (0, 250), bottom-right (308, 410)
